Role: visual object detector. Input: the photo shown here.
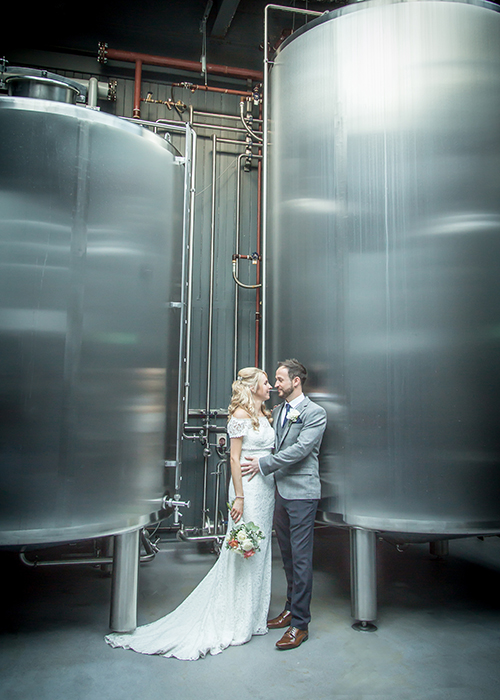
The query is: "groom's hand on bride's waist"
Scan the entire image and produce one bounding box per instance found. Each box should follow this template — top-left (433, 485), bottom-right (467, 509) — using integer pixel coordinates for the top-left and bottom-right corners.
top-left (240, 456), bottom-right (260, 480)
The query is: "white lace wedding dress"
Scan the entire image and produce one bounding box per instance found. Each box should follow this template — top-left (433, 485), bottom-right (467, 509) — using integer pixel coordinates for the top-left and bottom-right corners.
top-left (105, 415), bottom-right (275, 660)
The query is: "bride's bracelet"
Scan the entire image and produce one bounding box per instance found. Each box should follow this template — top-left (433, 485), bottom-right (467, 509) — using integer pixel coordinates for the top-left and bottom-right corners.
top-left (234, 496), bottom-right (244, 499)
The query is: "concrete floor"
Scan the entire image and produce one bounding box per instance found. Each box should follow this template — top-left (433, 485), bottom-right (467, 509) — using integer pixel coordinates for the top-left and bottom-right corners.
top-left (1, 527), bottom-right (499, 700)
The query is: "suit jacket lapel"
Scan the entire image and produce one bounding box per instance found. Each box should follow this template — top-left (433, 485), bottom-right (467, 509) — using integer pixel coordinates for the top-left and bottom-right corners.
top-left (277, 396), bottom-right (309, 450)
top-left (273, 404), bottom-right (283, 450)
top-left (278, 420), bottom-right (292, 449)
top-left (275, 403), bottom-right (286, 446)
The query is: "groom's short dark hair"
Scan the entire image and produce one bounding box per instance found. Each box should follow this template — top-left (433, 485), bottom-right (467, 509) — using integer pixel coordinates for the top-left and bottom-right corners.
top-left (278, 359), bottom-right (307, 387)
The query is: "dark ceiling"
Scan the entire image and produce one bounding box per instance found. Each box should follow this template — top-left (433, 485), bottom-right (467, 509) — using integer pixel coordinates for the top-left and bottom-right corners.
top-left (3, 0), bottom-right (344, 74)
top-left (6, 0), bottom-right (497, 83)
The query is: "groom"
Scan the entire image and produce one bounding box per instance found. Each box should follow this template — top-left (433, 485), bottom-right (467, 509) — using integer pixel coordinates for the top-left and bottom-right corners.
top-left (241, 359), bottom-right (327, 650)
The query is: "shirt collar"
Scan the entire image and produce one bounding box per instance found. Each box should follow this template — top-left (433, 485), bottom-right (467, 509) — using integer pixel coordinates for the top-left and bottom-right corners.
top-left (286, 393), bottom-right (305, 410)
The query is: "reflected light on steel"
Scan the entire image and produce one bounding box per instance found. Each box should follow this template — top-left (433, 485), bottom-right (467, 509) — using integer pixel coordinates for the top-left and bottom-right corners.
top-left (0, 96), bottom-right (184, 545)
top-left (267, 0), bottom-right (500, 535)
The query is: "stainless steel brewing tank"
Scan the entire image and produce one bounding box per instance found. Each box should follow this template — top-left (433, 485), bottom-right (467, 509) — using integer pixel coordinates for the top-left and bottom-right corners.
top-left (0, 97), bottom-right (184, 545)
top-left (267, 0), bottom-right (500, 535)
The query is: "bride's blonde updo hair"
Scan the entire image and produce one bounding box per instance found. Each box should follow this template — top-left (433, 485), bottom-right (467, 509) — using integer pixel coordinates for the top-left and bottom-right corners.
top-left (228, 367), bottom-right (272, 430)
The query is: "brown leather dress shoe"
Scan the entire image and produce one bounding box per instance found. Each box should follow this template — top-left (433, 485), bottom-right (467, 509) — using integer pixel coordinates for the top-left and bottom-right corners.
top-left (275, 626), bottom-right (309, 650)
top-left (267, 610), bottom-right (292, 629)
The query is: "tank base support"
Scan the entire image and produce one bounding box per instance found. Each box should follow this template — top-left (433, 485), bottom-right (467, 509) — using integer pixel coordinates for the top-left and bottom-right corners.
top-left (350, 527), bottom-right (378, 631)
top-left (429, 539), bottom-right (449, 558)
top-left (352, 620), bottom-right (378, 632)
top-left (109, 529), bottom-right (140, 633)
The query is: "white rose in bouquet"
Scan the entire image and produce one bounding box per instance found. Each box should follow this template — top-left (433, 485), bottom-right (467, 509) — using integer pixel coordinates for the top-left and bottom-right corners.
top-left (226, 520), bottom-right (265, 559)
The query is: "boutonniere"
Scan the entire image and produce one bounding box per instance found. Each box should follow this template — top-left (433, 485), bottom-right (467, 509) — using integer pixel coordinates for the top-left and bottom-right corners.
top-left (287, 408), bottom-right (301, 423)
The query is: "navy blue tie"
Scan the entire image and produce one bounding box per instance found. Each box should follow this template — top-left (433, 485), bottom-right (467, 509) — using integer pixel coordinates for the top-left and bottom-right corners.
top-left (283, 403), bottom-right (291, 426)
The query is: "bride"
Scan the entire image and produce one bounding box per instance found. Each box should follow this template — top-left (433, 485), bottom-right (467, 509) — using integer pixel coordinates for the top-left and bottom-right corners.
top-left (105, 367), bottom-right (276, 660)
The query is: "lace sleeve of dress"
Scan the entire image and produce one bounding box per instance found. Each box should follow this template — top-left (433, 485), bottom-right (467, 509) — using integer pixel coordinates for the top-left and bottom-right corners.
top-left (227, 417), bottom-right (250, 439)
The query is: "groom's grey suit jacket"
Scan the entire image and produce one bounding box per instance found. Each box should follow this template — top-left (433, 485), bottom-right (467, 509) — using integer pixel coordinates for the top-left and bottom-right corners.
top-left (259, 396), bottom-right (327, 500)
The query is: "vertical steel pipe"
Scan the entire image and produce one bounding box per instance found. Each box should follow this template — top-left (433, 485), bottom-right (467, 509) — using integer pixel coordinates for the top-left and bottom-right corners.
top-left (87, 76), bottom-right (98, 107)
top-left (233, 153), bottom-right (245, 379)
top-left (207, 134), bottom-right (217, 420)
top-left (255, 150), bottom-right (263, 367)
top-left (199, 134), bottom-right (218, 527)
top-left (175, 123), bottom-right (197, 490)
top-left (183, 108), bottom-right (198, 428)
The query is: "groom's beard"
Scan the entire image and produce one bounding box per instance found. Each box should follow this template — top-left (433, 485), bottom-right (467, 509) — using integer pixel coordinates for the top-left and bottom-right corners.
top-left (278, 385), bottom-right (293, 400)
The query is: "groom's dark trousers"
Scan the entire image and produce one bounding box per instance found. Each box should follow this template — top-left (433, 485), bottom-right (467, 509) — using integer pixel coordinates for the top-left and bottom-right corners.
top-left (274, 491), bottom-right (319, 631)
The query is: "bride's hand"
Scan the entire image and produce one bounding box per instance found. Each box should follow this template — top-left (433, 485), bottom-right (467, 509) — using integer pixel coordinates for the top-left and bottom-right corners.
top-left (240, 456), bottom-right (260, 480)
top-left (230, 496), bottom-right (244, 523)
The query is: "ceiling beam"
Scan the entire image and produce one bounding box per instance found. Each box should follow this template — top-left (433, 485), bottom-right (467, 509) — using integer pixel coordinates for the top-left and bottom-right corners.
top-left (210, 0), bottom-right (241, 38)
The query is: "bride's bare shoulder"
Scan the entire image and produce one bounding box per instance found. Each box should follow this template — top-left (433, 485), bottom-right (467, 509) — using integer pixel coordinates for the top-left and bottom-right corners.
top-left (231, 407), bottom-right (251, 420)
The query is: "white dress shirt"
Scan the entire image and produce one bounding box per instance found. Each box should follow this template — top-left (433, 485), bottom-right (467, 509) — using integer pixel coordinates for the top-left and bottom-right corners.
top-left (281, 393), bottom-right (305, 426)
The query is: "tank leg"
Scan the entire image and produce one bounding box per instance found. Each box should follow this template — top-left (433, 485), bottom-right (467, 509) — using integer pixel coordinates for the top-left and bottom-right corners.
top-left (429, 539), bottom-right (449, 558)
top-left (100, 536), bottom-right (113, 575)
top-left (109, 529), bottom-right (140, 632)
top-left (350, 527), bottom-right (378, 632)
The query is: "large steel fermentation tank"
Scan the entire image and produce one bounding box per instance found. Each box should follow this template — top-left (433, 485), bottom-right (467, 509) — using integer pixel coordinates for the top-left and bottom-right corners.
top-left (0, 95), bottom-right (184, 553)
top-left (266, 0), bottom-right (500, 624)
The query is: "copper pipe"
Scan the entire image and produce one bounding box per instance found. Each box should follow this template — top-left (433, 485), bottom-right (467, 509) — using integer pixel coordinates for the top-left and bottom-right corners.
top-left (101, 46), bottom-right (263, 82)
top-left (173, 82), bottom-right (253, 97)
top-left (133, 59), bottom-right (142, 118)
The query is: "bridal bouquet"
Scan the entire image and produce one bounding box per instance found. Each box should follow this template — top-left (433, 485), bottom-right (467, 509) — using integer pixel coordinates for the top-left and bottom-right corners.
top-left (226, 520), bottom-right (265, 559)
